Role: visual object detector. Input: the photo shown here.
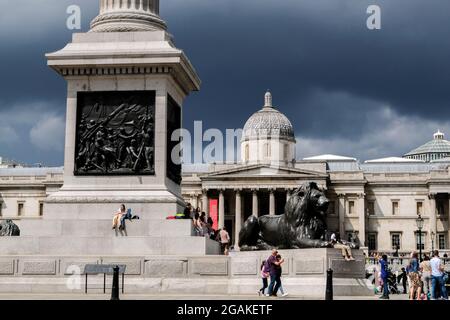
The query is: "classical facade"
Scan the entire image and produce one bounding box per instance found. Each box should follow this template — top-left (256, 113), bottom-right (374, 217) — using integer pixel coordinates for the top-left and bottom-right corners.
top-left (2, 91), bottom-right (450, 254)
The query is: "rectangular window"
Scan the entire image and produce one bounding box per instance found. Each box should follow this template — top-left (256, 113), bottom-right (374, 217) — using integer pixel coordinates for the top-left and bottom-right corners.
top-left (391, 233), bottom-right (401, 250)
top-left (368, 233), bottom-right (377, 251)
top-left (17, 202), bottom-right (24, 216)
top-left (39, 202), bottom-right (44, 217)
top-left (416, 202), bottom-right (423, 215)
top-left (415, 232), bottom-right (425, 251)
top-left (392, 201), bottom-right (399, 215)
top-left (368, 201), bottom-right (375, 215)
top-left (348, 201), bottom-right (355, 215)
top-left (439, 234), bottom-right (446, 250)
top-left (328, 201), bottom-right (335, 215)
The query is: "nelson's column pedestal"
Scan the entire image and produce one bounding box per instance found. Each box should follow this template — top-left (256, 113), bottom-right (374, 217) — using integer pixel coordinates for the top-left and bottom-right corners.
top-left (0, 0), bottom-right (220, 257)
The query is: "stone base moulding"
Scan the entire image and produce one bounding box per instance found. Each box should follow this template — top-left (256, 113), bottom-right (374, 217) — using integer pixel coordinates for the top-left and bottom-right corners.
top-left (0, 249), bottom-right (373, 297)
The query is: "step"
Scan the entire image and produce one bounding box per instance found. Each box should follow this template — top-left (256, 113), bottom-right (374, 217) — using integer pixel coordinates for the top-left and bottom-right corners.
top-left (0, 236), bottom-right (220, 256)
top-left (18, 219), bottom-right (195, 237)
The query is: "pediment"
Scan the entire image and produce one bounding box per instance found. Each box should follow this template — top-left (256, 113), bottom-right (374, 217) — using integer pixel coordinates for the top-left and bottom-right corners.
top-left (202, 164), bottom-right (326, 179)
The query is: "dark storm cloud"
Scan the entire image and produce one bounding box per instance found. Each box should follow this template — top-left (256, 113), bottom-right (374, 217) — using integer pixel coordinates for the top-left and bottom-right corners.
top-left (1, 0), bottom-right (449, 164)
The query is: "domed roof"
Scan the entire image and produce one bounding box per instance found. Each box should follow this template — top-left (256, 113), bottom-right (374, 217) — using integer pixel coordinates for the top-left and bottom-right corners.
top-left (242, 92), bottom-right (295, 142)
top-left (404, 130), bottom-right (450, 156)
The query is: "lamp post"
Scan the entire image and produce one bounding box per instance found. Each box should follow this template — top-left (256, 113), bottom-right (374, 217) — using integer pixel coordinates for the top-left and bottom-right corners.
top-left (416, 215), bottom-right (424, 262)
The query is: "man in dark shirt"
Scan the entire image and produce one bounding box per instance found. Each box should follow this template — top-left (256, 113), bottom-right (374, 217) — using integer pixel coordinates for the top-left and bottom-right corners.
top-left (266, 249), bottom-right (285, 297)
top-left (183, 203), bottom-right (192, 219)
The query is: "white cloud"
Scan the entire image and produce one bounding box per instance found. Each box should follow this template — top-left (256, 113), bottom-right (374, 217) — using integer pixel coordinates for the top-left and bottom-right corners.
top-left (296, 106), bottom-right (450, 161)
top-left (29, 114), bottom-right (65, 151)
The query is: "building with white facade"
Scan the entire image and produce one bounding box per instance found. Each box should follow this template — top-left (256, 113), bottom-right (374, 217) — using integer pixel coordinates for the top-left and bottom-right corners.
top-left (1, 92), bottom-right (450, 254)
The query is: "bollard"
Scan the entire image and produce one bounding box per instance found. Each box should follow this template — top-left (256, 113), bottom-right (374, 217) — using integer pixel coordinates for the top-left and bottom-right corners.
top-left (325, 268), bottom-right (333, 300)
top-left (111, 265), bottom-right (120, 301)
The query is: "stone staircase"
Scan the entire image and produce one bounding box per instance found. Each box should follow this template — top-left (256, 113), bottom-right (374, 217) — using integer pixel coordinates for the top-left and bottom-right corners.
top-left (1, 219), bottom-right (220, 256)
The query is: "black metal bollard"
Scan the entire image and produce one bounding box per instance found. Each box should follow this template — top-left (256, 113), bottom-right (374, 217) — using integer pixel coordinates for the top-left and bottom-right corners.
top-left (111, 265), bottom-right (120, 301)
top-left (325, 268), bottom-right (333, 300)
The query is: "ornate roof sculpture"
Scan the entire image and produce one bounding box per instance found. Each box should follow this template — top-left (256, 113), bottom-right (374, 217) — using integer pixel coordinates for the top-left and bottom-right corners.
top-left (404, 130), bottom-right (450, 162)
top-left (242, 91), bottom-right (295, 142)
top-left (90, 0), bottom-right (167, 32)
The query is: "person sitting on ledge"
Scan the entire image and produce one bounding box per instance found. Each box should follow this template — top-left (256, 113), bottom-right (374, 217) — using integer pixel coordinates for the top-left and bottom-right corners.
top-left (112, 204), bottom-right (126, 230)
top-left (330, 233), bottom-right (355, 261)
top-left (112, 204), bottom-right (139, 231)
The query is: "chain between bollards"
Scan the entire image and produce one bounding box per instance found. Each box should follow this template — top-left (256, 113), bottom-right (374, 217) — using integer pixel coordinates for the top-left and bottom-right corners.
top-left (325, 268), bottom-right (333, 300)
top-left (111, 265), bottom-right (120, 301)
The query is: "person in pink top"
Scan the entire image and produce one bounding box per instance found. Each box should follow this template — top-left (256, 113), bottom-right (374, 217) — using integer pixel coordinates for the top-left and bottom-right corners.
top-left (258, 260), bottom-right (270, 296)
top-left (218, 227), bottom-right (230, 255)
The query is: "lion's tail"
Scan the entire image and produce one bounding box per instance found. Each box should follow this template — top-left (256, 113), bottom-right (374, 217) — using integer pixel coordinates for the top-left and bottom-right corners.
top-left (238, 215), bottom-right (260, 248)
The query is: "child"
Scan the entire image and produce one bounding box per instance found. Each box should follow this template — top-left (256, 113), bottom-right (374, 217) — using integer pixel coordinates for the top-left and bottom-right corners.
top-left (258, 260), bottom-right (270, 296)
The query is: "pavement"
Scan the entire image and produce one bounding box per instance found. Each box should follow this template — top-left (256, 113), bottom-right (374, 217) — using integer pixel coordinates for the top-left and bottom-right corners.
top-left (0, 293), bottom-right (403, 300)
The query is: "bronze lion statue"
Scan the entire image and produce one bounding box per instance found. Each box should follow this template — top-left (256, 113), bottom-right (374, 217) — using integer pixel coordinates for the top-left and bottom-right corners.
top-left (0, 220), bottom-right (20, 237)
top-left (239, 182), bottom-right (358, 251)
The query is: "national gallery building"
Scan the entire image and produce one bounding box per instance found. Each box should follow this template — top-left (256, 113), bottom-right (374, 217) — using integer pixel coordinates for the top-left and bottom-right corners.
top-left (2, 92), bottom-right (450, 254)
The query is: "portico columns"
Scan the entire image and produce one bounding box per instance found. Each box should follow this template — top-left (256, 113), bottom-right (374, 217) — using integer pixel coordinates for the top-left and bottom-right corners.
top-left (202, 189), bottom-right (209, 216)
top-left (219, 189), bottom-right (225, 229)
top-left (269, 189), bottom-right (276, 215)
top-left (191, 193), bottom-right (198, 210)
top-left (429, 193), bottom-right (437, 248)
top-left (338, 194), bottom-right (346, 238)
top-left (358, 193), bottom-right (366, 247)
top-left (252, 189), bottom-right (259, 217)
top-left (448, 196), bottom-right (450, 249)
top-left (235, 189), bottom-right (242, 249)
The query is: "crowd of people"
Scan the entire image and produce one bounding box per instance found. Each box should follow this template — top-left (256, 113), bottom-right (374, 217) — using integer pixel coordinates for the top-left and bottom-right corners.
top-left (183, 203), bottom-right (231, 255)
top-left (375, 250), bottom-right (448, 300)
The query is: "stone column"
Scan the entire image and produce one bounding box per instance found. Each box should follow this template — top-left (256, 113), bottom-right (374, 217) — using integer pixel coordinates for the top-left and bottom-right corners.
top-left (219, 189), bottom-right (225, 229)
top-left (269, 189), bottom-right (276, 215)
top-left (191, 193), bottom-right (198, 210)
top-left (448, 196), bottom-right (450, 249)
top-left (338, 194), bottom-right (346, 238)
top-left (235, 190), bottom-right (242, 249)
top-left (252, 189), bottom-right (259, 217)
top-left (286, 189), bottom-right (292, 202)
top-left (429, 193), bottom-right (437, 250)
top-left (358, 193), bottom-right (366, 247)
top-left (202, 189), bottom-right (209, 216)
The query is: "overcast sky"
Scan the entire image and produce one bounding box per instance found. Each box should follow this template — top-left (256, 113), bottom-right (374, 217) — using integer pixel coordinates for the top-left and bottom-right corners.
top-left (1, 0), bottom-right (450, 166)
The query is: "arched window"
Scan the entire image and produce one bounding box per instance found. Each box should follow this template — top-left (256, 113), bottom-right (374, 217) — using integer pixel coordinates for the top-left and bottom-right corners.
top-left (245, 144), bottom-right (249, 162)
top-left (135, 0), bottom-right (141, 10)
top-left (128, 0), bottom-right (132, 9)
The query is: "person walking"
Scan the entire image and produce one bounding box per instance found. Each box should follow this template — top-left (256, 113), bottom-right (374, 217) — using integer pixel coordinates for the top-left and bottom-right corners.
top-left (430, 250), bottom-right (448, 300)
top-left (407, 251), bottom-right (422, 300)
top-left (258, 260), bottom-right (270, 296)
top-left (420, 255), bottom-right (432, 299)
top-left (379, 254), bottom-right (390, 299)
top-left (397, 267), bottom-right (408, 294)
top-left (276, 254), bottom-right (288, 297)
top-left (219, 227), bottom-right (230, 255)
top-left (266, 250), bottom-right (284, 297)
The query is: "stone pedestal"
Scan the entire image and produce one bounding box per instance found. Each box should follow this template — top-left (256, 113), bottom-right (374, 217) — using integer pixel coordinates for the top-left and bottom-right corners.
top-left (0, 249), bottom-right (372, 297)
top-left (0, 1), bottom-right (216, 258)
